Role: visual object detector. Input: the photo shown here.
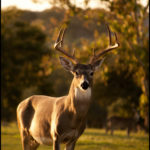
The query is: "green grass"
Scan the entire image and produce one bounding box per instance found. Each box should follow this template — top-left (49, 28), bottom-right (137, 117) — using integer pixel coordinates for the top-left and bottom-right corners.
top-left (1, 122), bottom-right (149, 150)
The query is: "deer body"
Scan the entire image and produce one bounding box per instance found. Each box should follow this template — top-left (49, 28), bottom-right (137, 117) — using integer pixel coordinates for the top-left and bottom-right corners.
top-left (17, 64), bottom-right (94, 150)
top-left (105, 116), bottom-right (139, 136)
top-left (17, 26), bottom-right (119, 150)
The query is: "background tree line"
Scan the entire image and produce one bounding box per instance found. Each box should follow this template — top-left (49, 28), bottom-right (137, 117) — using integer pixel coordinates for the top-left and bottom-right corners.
top-left (1, 0), bottom-right (149, 130)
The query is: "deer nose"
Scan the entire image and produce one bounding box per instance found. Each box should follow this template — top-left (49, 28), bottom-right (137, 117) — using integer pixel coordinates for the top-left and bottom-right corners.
top-left (81, 81), bottom-right (89, 90)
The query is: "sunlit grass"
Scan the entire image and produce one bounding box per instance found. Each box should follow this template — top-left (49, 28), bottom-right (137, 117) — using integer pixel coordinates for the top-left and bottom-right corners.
top-left (1, 122), bottom-right (149, 150)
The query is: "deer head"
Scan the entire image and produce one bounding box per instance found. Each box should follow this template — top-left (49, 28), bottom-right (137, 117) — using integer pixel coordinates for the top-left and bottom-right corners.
top-left (54, 25), bottom-right (119, 91)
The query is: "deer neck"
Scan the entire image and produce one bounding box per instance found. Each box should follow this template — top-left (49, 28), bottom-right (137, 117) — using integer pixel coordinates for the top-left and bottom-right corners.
top-left (65, 78), bottom-right (92, 116)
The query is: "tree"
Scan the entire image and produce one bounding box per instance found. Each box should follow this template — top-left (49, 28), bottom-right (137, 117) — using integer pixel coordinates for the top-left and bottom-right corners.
top-left (1, 8), bottom-right (48, 121)
top-left (101, 0), bottom-right (149, 129)
top-left (2, 4), bottom-right (148, 129)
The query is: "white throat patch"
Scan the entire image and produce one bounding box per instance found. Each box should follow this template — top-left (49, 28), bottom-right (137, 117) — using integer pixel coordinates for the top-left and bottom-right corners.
top-left (75, 87), bottom-right (91, 100)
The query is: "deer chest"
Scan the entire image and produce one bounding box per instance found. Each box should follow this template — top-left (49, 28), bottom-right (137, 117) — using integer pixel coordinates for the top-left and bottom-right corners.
top-left (55, 114), bottom-right (86, 143)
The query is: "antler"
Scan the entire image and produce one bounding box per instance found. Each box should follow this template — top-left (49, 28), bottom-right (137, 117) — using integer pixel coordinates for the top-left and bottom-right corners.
top-left (54, 27), bottom-right (78, 64)
top-left (90, 25), bottom-right (119, 64)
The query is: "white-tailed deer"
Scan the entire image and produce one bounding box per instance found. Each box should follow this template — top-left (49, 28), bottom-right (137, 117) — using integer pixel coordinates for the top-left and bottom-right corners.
top-left (105, 112), bottom-right (140, 136)
top-left (17, 25), bottom-right (119, 150)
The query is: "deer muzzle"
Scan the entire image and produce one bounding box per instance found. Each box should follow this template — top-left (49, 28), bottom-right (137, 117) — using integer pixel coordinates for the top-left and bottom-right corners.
top-left (81, 81), bottom-right (89, 90)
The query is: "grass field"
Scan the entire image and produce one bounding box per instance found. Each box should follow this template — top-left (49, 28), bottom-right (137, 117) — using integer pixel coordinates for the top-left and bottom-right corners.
top-left (1, 122), bottom-right (149, 150)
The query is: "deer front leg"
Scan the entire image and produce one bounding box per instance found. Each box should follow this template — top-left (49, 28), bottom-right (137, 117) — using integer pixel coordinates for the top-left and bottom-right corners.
top-left (65, 141), bottom-right (76, 150)
top-left (53, 138), bottom-right (60, 150)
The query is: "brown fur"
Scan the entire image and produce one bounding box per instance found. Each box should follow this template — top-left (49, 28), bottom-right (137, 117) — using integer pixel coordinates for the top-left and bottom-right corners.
top-left (17, 57), bottom-right (103, 150)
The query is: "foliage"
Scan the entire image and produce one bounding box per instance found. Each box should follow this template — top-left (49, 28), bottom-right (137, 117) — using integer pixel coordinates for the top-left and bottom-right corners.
top-left (1, 8), bottom-right (51, 121)
top-left (100, 0), bottom-right (149, 126)
top-left (1, 2), bottom-right (149, 129)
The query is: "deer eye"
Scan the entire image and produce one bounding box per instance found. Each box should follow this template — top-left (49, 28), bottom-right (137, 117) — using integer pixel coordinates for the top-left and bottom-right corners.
top-left (90, 72), bottom-right (94, 76)
top-left (75, 71), bottom-right (79, 76)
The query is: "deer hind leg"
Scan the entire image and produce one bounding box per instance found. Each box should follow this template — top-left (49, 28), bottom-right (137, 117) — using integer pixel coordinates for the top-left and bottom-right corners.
top-left (105, 126), bottom-right (109, 134)
top-left (111, 127), bottom-right (114, 135)
top-left (20, 128), bottom-right (39, 150)
top-left (17, 99), bottom-right (39, 150)
top-left (127, 128), bottom-right (130, 137)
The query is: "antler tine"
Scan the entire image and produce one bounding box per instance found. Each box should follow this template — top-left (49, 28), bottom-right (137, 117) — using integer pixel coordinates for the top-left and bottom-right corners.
top-left (55, 27), bottom-right (63, 44)
top-left (54, 27), bottom-right (78, 64)
top-left (107, 24), bottom-right (112, 46)
top-left (90, 25), bottom-right (119, 64)
top-left (72, 48), bottom-right (76, 57)
top-left (92, 48), bottom-right (96, 56)
top-left (60, 27), bottom-right (67, 47)
top-left (114, 32), bottom-right (119, 45)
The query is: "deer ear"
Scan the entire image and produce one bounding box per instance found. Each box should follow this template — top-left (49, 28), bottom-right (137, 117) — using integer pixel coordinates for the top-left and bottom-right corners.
top-left (92, 58), bottom-right (105, 71)
top-left (59, 56), bottom-right (74, 71)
